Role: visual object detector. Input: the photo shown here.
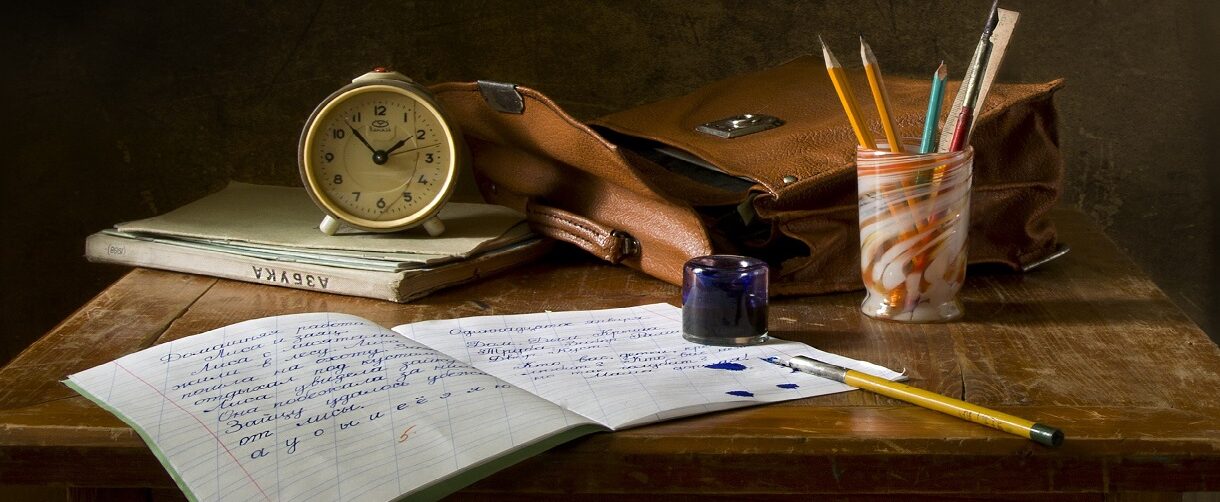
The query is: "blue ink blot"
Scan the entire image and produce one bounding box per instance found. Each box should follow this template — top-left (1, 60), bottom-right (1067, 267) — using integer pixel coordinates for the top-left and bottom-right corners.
top-left (760, 356), bottom-right (799, 373)
top-left (705, 362), bottom-right (747, 371)
top-left (726, 390), bottom-right (754, 397)
top-left (777, 383), bottom-right (799, 389)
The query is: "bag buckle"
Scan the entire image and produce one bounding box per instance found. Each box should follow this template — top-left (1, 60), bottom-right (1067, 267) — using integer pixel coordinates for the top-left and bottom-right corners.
top-left (611, 230), bottom-right (640, 259)
top-left (695, 114), bottom-right (784, 138)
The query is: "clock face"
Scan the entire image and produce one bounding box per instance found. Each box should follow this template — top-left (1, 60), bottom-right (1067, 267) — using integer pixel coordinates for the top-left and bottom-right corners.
top-left (303, 84), bottom-right (455, 229)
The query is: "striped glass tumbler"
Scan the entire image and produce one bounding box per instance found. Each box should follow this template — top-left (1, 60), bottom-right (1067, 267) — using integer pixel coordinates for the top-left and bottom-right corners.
top-left (856, 145), bottom-right (973, 322)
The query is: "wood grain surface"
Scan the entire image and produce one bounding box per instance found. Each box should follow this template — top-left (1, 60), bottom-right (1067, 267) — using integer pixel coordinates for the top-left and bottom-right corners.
top-left (1, 209), bottom-right (1217, 498)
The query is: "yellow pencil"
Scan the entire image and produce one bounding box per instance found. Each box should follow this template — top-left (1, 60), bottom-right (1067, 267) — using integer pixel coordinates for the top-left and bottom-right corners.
top-left (820, 36), bottom-right (876, 149)
top-left (769, 355), bottom-right (1064, 447)
top-left (860, 37), bottom-right (904, 153)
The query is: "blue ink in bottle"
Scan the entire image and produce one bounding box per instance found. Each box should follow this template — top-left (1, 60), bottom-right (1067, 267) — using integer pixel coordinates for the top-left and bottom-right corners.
top-left (681, 255), bottom-right (768, 347)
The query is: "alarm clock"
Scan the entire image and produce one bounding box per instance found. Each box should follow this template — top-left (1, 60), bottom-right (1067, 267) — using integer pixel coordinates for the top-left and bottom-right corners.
top-left (298, 68), bottom-right (461, 236)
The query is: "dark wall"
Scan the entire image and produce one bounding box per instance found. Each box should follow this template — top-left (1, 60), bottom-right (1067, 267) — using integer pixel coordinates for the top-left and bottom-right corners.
top-left (3, 1), bottom-right (1217, 364)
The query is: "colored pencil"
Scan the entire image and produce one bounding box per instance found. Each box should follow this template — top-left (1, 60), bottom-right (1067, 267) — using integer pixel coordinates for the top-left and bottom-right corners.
top-left (920, 62), bottom-right (948, 154)
top-left (820, 36), bottom-right (876, 149)
top-left (860, 37), bottom-right (903, 153)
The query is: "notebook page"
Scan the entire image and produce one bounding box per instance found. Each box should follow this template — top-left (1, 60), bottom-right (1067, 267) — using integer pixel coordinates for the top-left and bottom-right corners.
top-left (66, 313), bottom-right (592, 502)
top-left (393, 304), bottom-right (905, 430)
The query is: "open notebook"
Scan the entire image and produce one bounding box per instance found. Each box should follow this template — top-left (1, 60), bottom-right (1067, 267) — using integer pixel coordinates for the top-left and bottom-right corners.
top-left (66, 304), bottom-right (904, 501)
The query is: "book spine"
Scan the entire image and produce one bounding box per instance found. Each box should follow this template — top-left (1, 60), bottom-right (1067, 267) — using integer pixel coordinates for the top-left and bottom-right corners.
top-left (86, 233), bottom-right (402, 301)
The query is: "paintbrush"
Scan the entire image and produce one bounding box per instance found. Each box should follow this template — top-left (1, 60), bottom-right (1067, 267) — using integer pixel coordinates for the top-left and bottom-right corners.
top-left (947, 0), bottom-right (1000, 152)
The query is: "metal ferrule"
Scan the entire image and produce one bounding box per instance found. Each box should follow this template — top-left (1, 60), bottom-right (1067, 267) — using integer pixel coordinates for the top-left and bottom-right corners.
top-left (788, 356), bottom-right (848, 383)
top-left (960, 41), bottom-right (991, 108)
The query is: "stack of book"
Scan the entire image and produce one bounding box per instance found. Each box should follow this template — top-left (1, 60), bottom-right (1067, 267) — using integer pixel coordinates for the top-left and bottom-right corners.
top-left (85, 183), bottom-right (549, 302)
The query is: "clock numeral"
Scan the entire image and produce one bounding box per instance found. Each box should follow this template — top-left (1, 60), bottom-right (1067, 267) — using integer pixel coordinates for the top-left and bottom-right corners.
top-left (415, 130), bottom-right (426, 140)
top-left (418, 175), bottom-right (428, 184)
top-left (333, 174), bottom-right (343, 185)
top-left (402, 192), bottom-right (413, 202)
top-left (376, 197), bottom-right (387, 209)
top-left (374, 105), bottom-right (387, 116)
top-left (332, 129), bottom-right (345, 139)
top-left (352, 192), bottom-right (361, 201)
top-left (324, 152), bottom-right (334, 162)
top-left (403, 112), bottom-right (409, 123)
top-left (352, 112), bottom-right (362, 122)
top-left (424, 153), bottom-right (434, 163)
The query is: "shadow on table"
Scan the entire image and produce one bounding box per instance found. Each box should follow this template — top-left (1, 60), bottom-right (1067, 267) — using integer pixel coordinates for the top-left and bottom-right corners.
top-left (961, 298), bottom-right (1188, 327)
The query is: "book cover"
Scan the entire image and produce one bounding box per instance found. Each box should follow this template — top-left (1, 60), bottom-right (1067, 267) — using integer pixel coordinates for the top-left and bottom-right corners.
top-left (85, 182), bottom-right (548, 302)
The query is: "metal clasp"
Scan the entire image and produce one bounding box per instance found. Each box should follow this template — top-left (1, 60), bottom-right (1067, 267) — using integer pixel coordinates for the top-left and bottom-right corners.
top-left (696, 114), bottom-right (784, 138)
top-left (611, 230), bottom-right (640, 260)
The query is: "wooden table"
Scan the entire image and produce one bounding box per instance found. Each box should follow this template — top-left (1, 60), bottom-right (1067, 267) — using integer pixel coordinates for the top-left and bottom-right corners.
top-left (2, 209), bottom-right (1218, 500)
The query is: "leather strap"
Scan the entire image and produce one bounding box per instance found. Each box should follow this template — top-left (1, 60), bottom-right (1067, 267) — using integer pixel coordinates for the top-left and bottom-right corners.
top-left (526, 203), bottom-right (637, 263)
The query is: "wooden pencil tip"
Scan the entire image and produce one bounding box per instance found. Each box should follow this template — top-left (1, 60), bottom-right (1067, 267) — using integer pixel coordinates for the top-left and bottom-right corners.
top-left (819, 36), bottom-right (839, 68)
top-left (936, 61), bottom-right (948, 78)
top-left (859, 36), bottom-right (874, 62)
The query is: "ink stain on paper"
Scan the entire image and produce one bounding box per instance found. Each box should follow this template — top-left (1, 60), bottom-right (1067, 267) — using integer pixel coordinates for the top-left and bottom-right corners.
top-left (726, 390), bottom-right (754, 397)
top-left (705, 362), bottom-right (747, 371)
top-left (761, 356), bottom-right (799, 372)
top-left (777, 383), bottom-right (799, 389)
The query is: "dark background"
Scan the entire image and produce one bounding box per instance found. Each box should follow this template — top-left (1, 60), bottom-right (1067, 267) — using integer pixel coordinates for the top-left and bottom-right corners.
top-left (3, 0), bottom-right (1218, 366)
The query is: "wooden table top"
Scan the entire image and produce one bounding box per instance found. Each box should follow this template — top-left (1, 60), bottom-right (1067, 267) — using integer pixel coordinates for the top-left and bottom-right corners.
top-left (2, 208), bottom-right (1218, 498)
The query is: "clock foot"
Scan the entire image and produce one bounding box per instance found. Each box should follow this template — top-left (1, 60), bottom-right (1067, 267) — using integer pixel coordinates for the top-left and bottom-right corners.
top-left (319, 216), bottom-right (341, 236)
top-left (422, 217), bottom-right (445, 237)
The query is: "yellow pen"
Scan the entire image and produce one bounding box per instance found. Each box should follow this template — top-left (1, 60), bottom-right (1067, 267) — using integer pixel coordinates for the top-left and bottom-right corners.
top-left (771, 355), bottom-right (1064, 447)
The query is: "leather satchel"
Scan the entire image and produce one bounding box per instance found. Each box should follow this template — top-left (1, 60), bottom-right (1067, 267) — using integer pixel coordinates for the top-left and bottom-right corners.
top-left (430, 55), bottom-right (1065, 294)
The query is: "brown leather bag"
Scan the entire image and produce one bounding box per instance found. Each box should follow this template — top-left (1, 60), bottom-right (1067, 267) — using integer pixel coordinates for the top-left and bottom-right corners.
top-left (430, 56), bottom-right (1065, 294)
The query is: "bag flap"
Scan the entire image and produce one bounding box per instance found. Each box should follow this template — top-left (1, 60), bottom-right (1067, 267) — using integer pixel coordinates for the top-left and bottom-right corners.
top-left (590, 55), bottom-right (1064, 198)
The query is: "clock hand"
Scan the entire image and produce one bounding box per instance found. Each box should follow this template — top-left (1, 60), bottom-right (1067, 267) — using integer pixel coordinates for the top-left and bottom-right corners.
top-left (377, 167), bottom-right (423, 215)
top-left (388, 142), bottom-right (442, 156)
top-left (345, 121), bottom-right (376, 154)
top-left (383, 138), bottom-right (410, 155)
top-left (348, 121), bottom-right (395, 165)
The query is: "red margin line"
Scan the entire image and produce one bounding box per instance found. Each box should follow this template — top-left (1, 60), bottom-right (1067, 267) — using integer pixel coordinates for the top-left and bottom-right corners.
top-left (116, 363), bottom-right (273, 502)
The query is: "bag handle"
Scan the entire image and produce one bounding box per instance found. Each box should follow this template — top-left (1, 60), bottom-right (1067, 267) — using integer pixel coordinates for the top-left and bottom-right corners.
top-left (525, 202), bottom-right (638, 263)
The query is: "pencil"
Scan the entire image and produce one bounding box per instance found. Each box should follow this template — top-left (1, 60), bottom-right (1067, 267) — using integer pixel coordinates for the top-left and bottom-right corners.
top-left (767, 355), bottom-right (1064, 447)
top-left (820, 36), bottom-right (876, 149)
top-left (920, 62), bottom-right (948, 155)
top-left (860, 37), bottom-right (903, 153)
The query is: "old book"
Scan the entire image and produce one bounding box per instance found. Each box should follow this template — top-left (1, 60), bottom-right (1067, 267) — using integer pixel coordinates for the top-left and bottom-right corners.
top-left (86, 231), bottom-right (550, 303)
top-left (65, 304), bottom-right (904, 502)
top-left (85, 182), bottom-right (545, 301)
top-left (113, 182), bottom-right (530, 258)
